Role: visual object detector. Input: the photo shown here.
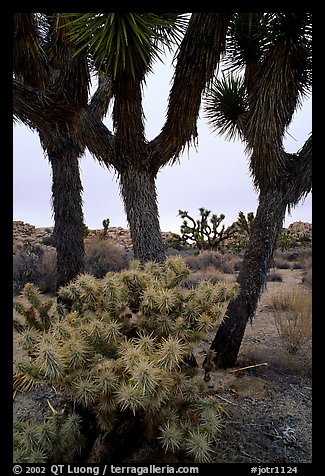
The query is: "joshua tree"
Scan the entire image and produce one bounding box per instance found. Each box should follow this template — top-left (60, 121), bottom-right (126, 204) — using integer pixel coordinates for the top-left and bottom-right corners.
top-left (59, 13), bottom-right (232, 263)
top-left (202, 13), bottom-right (312, 368)
top-left (13, 13), bottom-right (109, 290)
top-left (13, 13), bottom-right (231, 280)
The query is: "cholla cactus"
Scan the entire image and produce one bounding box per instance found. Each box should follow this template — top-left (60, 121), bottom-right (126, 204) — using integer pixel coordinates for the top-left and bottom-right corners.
top-left (13, 283), bottom-right (55, 332)
top-left (14, 410), bottom-right (83, 463)
top-left (13, 257), bottom-right (239, 463)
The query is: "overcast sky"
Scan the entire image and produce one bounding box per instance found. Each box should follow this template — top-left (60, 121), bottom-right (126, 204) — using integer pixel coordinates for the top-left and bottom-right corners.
top-left (13, 51), bottom-right (312, 234)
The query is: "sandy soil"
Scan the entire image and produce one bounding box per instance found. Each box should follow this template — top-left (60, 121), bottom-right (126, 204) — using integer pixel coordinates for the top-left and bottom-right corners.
top-left (13, 266), bottom-right (312, 464)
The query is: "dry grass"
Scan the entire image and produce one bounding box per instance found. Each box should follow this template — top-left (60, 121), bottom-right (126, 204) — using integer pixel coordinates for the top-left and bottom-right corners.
top-left (301, 255), bottom-right (312, 289)
top-left (268, 289), bottom-right (312, 354)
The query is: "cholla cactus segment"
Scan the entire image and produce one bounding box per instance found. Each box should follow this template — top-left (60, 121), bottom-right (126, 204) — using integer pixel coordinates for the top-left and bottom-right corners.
top-left (117, 341), bottom-right (147, 371)
top-left (91, 359), bottom-right (119, 394)
top-left (14, 410), bottom-right (83, 464)
top-left (183, 429), bottom-right (215, 463)
top-left (172, 375), bottom-right (201, 403)
top-left (158, 420), bottom-right (184, 452)
top-left (59, 274), bottom-right (103, 311)
top-left (192, 396), bottom-right (223, 436)
top-left (61, 339), bottom-right (94, 370)
top-left (115, 382), bottom-right (146, 415)
top-left (155, 336), bottom-right (186, 371)
top-left (34, 339), bottom-right (65, 381)
top-left (17, 329), bottom-right (41, 357)
top-left (14, 292), bottom-right (53, 332)
top-left (164, 256), bottom-right (190, 288)
top-left (132, 332), bottom-right (157, 356)
top-left (73, 376), bottom-right (101, 407)
top-left (129, 359), bottom-right (163, 397)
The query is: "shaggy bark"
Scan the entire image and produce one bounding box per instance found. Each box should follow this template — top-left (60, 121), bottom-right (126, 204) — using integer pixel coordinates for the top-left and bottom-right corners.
top-left (209, 188), bottom-right (288, 368)
top-left (119, 168), bottom-right (166, 263)
top-left (40, 127), bottom-right (85, 290)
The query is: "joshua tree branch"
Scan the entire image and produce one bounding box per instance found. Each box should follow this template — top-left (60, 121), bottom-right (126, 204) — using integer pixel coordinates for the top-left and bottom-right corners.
top-left (148, 12), bottom-right (231, 169)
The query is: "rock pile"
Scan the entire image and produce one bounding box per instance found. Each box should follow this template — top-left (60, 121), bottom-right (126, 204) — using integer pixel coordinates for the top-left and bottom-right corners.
top-left (286, 221), bottom-right (312, 240)
top-left (13, 221), bottom-right (178, 253)
top-left (13, 221), bottom-right (53, 253)
top-left (13, 220), bottom-right (312, 252)
top-left (87, 227), bottom-right (134, 252)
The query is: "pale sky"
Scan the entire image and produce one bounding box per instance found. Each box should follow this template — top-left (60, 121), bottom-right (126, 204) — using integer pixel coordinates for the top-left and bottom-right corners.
top-left (13, 51), bottom-right (312, 234)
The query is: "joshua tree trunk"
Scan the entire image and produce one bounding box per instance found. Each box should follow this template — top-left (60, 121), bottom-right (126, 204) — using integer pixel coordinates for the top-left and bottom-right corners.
top-left (206, 136), bottom-right (312, 370)
top-left (209, 187), bottom-right (288, 368)
top-left (40, 128), bottom-right (85, 290)
top-left (119, 168), bottom-right (166, 262)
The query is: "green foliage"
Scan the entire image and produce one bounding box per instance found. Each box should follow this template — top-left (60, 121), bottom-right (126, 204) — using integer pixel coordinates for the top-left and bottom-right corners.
top-left (178, 208), bottom-right (255, 252)
top-left (276, 232), bottom-right (311, 251)
top-left (227, 211), bottom-right (255, 252)
top-left (61, 13), bottom-right (188, 78)
top-left (178, 208), bottom-right (236, 252)
top-left (83, 224), bottom-right (90, 238)
top-left (13, 258), bottom-right (239, 463)
top-left (102, 218), bottom-right (110, 236)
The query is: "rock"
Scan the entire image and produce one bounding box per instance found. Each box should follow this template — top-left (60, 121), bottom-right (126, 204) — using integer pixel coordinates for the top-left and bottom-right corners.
top-left (13, 220), bottom-right (312, 252)
top-left (287, 221), bottom-right (312, 240)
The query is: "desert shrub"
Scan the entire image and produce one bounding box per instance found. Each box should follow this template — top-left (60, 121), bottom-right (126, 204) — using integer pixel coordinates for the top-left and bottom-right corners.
top-left (185, 251), bottom-right (222, 271)
top-left (182, 268), bottom-right (226, 288)
top-left (13, 243), bottom-right (45, 294)
top-left (269, 289), bottom-right (312, 354)
top-left (273, 257), bottom-right (291, 270)
top-left (184, 250), bottom-right (240, 275)
top-left (273, 248), bottom-right (311, 272)
top-left (13, 258), bottom-right (239, 463)
top-left (85, 238), bottom-right (128, 278)
top-left (36, 248), bottom-right (57, 294)
top-left (266, 271), bottom-right (283, 282)
top-left (13, 244), bottom-right (57, 295)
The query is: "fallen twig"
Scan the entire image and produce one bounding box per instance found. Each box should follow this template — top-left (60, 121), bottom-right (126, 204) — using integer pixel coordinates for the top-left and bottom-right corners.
top-left (215, 394), bottom-right (238, 406)
top-left (239, 451), bottom-right (264, 463)
top-left (229, 362), bottom-right (268, 373)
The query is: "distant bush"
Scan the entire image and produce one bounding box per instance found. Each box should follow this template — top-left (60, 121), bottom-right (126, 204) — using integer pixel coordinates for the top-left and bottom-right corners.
top-left (184, 251), bottom-right (241, 275)
top-left (13, 243), bottom-right (54, 295)
top-left (85, 238), bottom-right (128, 278)
top-left (185, 251), bottom-right (222, 271)
top-left (13, 238), bottom-right (129, 294)
top-left (266, 272), bottom-right (283, 282)
top-left (301, 255), bottom-right (312, 289)
top-left (273, 258), bottom-right (291, 270)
